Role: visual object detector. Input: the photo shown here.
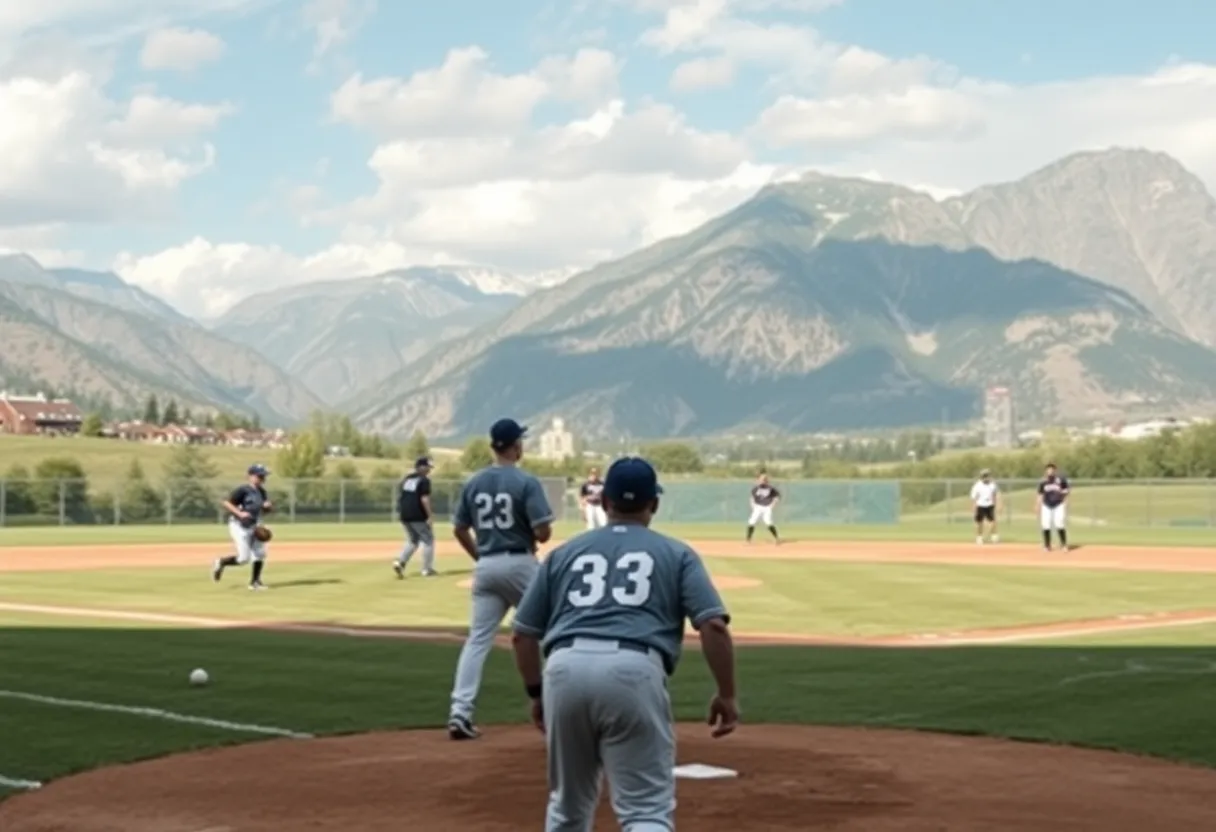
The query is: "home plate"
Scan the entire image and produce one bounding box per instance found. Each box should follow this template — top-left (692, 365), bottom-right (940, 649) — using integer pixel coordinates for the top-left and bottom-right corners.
top-left (673, 763), bottom-right (738, 780)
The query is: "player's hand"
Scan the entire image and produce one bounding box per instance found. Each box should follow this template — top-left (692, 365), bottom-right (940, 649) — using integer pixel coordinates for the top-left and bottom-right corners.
top-left (530, 699), bottom-right (545, 733)
top-left (263, 501), bottom-right (274, 513)
top-left (707, 695), bottom-right (739, 738)
top-left (237, 510), bottom-right (251, 522)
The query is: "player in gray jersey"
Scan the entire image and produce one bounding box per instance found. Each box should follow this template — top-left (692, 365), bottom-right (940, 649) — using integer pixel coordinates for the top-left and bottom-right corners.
top-left (447, 418), bottom-right (554, 740)
top-left (512, 456), bottom-right (739, 831)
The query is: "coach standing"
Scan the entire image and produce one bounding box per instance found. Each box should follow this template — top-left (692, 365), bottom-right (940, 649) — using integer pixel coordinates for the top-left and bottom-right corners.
top-left (1036, 462), bottom-right (1071, 551)
top-left (970, 469), bottom-right (999, 545)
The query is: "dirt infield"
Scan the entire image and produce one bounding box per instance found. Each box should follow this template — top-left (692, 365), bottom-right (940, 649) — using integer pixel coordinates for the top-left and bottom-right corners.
top-left (3, 536), bottom-right (1216, 573)
top-left (4, 725), bottom-right (1216, 830)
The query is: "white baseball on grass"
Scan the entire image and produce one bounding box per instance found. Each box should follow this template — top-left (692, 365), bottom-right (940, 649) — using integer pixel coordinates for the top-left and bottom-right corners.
top-left (189, 668), bottom-right (210, 686)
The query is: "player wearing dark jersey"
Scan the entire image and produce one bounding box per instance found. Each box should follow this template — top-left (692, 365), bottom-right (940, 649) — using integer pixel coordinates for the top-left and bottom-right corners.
top-left (393, 457), bottom-right (438, 578)
top-left (746, 472), bottom-right (781, 544)
top-left (578, 467), bottom-right (607, 529)
top-left (1036, 462), bottom-right (1071, 551)
top-left (212, 463), bottom-right (273, 589)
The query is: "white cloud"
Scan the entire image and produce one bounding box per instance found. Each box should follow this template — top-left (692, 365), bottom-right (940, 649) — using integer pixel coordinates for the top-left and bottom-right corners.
top-left (670, 56), bottom-right (733, 91)
top-left (0, 70), bottom-right (231, 227)
top-left (301, 0), bottom-right (375, 73)
top-left (139, 26), bottom-right (225, 71)
top-left (0, 0), bottom-right (263, 47)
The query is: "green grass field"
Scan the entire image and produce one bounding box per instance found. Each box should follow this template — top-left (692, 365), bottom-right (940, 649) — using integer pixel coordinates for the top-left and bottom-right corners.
top-left (0, 434), bottom-right (459, 489)
top-left (3, 526), bottom-right (1216, 813)
top-left (909, 480), bottom-right (1216, 526)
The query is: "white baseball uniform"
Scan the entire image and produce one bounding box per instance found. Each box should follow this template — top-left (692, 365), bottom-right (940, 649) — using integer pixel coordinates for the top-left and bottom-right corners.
top-left (579, 479), bottom-right (607, 529)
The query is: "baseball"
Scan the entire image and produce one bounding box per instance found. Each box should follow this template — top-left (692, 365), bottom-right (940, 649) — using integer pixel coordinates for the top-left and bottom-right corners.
top-left (189, 668), bottom-right (209, 687)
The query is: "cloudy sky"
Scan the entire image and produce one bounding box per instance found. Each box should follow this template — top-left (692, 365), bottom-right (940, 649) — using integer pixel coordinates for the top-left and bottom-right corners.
top-left (1, 0), bottom-right (1214, 316)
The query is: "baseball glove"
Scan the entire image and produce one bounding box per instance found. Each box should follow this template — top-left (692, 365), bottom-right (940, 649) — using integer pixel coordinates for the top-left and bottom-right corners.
top-left (253, 525), bottom-right (273, 542)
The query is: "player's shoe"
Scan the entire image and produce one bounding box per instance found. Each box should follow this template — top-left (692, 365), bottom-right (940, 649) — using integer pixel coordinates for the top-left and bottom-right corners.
top-left (392, 561), bottom-right (405, 579)
top-left (248, 581), bottom-right (268, 591)
top-left (212, 559), bottom-right (224, 582)
top-left (448, 715), bottom-right (480, 740)
top-left (422, 569), bottom-right (438, 577)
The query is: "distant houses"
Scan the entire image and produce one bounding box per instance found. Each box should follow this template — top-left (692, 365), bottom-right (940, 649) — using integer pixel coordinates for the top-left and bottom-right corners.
top-left (103, 420), bottom-right (288, 449)
top-left (0, 392), bottom-right (84, 435)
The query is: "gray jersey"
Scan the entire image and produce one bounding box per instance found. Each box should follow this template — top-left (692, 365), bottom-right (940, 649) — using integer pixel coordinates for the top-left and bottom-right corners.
top-left (453, 465), bottom-right (554, 556)
top-left (513, 523), bottom-right (728, 674)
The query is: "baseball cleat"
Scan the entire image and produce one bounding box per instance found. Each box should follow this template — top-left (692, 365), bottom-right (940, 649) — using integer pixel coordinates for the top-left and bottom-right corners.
top-left (212, 559), bottom-right (224, 582)
top-left (422, 569), bottom-right (438, 577)
top-left (392, 561), bottom-right (404, 579)
top-left (249, 581), bottom-right (268, 591)
top-left (448, 715), bottom-right (481, 740)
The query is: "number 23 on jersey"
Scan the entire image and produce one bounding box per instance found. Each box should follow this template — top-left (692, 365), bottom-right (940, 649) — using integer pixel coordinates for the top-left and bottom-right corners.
top-left (568, 551), bottom-right (654, 607)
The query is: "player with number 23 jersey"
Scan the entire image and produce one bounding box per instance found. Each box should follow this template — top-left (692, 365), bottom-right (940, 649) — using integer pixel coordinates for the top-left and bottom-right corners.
top-left (447, 418), bottom-right (555, 740)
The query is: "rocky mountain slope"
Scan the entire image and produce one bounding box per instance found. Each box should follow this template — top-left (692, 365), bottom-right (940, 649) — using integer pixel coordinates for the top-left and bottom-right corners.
top-left (212, 268), bottom-right (521, 404)
top-left (0, 257), bottom-right (323, 422)
top-left (347, 167), bottom-right (1216, 438)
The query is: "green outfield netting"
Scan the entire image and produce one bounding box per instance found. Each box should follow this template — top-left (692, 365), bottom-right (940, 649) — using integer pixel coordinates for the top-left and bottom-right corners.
top-left (657, 480), bottom-right (900, 525)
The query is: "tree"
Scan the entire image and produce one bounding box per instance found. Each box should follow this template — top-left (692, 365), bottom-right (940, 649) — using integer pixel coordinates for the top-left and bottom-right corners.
top-left (182, 406), bottom-right (194, 425)
top-left (641, 441), bottom-right (704, 474)
top-left (119, 459), bottom-right (164, 523)
top-left (143, 394), bottom-right (160, 425)
top-left (404, 430), bottom-right (430, 461)
top-left (162, 445), bottom-right (220, 520)
top-left (162, 400), bottom-right (180, 426)
top-left (80, 412), bottom-right (105, 437)
top-left (1, 464), bottom-right (36, 517)
top-left (461, 437), bottom-right (493, 471)
top-left (276, 432), bottom-right (326, 479)
top-left (31, 457), bottom-right (91, 522)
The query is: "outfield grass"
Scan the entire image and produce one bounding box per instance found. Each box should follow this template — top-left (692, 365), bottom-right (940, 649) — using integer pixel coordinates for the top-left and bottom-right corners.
top-left (4, 558), bottom-right (1216, 637)
top-left (0, 434), bottom-right (459, 489)
top-left (1, 518), bottom-right (1212, 547)
top-left (2, 620), bottom-right (1216, 798)
top-left (909, 480), bottom-right (1216, 526)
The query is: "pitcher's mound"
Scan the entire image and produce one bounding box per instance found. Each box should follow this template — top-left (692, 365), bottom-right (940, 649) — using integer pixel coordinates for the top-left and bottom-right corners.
top-left (4, 725), bottom-right (1215, 830)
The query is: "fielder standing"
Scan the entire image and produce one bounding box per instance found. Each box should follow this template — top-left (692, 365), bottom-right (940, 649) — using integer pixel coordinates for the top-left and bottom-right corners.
top-left (447, 418), bottom-right (554, 740)
top-left (745, 472), bottom-right (781, 544)
top-left (512, 456), bottom-right (739, 831)
top-left (578, 466), bottom-right (607, 530)
top-left (970, 469), bottom-right (1000, 545)
top-left (212, 463), bottom-right (272, 590)
top-left (392, 456), bottom-right (438, 578)
top-left (1036, 462), bottom-right (1071, 551)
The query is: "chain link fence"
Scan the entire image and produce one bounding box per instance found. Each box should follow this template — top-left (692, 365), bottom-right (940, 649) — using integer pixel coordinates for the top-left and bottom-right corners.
top-left (1, 477), bottom-right (1214, 528)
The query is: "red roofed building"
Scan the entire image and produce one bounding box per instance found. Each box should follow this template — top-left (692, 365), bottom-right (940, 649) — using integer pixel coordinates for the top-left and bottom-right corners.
top-left (0, 392), bottom-right (84, 435)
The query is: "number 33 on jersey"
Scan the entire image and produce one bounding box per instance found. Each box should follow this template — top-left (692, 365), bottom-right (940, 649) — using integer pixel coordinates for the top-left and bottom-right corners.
top-left (514, 525), bottom-right (728, 669)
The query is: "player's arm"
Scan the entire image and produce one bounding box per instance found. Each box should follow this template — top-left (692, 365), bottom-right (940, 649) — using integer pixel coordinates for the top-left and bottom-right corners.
top-left (578, 483), bottom-right (588, 509)
top-left (680, 548), bottom-right (738, 735)
top-left (221, 488), bottom-right (248, 520)
top-left (452, 486), bottom-right (478, 560)
top-left (1035, 480), bottom-right (1044, 512)
top-left (771, 487), bottom-right (781, 506)
top-left (1059, 477), bottom-right (1070, 502)
top-left (525, 478), bottom-right (555, 545)
top-left (419, 478), bottom-right (433, 523)
top-left (511, 559), bottom-right (553, 722)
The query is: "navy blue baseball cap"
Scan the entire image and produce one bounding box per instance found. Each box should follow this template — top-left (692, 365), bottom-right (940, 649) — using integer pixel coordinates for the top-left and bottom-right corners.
top-left (248, 463), bottom-right (269, 477)
top-left (603, 457), bottom-right (663, 509)
top-left (416, 456), bottom-right (433, 468)
top-left (489, 418), bottom-right (528, 450)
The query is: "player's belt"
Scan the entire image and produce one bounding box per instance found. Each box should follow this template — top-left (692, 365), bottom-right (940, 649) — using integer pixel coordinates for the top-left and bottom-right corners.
top-left (546, 636), bottom-right (673, 675)
top-left (479, 550), bottom-right (533, 558)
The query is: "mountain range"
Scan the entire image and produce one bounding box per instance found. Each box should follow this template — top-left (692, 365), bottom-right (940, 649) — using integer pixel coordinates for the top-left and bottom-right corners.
top-left (3, 147), bottom-right (1216, 436)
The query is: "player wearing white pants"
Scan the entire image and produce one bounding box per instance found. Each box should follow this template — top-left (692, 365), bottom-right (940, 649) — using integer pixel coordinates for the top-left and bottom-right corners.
top-left (579, 468), bottom-right (607, 530)
top-left (447, 418), bottom-right (554, 740)
top-left (745, 473), bottom-right (781, 544)
top-left (212, 464), bottom-right (271, 590)
top-left (1036, 462), bottom-right (1071, 551)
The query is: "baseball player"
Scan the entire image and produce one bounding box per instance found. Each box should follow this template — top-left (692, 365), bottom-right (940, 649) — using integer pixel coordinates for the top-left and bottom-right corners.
top-left (447, 418), bottom-right (554, 740)
top-left (1037, 462), bottom-right (1071, 551)
top-left (211, 463), bottom-right (272, 590)
top-left (745, 472), bottom-right (781, 544)
top-left (512, 456), bottom-right (739, 832)
top-left (392, 456), bottom-right (438, 578)
top-left (970, 469), bottom-right (1000, 545)
top-left (578, 467), bottom-right (607, 530)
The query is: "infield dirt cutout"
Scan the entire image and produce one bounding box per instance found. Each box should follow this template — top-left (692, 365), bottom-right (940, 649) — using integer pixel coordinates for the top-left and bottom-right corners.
top-left (5, 725), bottom-right (1216, 830)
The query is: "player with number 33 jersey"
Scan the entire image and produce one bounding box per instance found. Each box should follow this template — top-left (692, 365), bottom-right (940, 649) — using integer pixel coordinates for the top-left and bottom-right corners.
top-left (512, 456), bottom-right (738, 831)
top-left (447, 418), bottom-right (555, 740)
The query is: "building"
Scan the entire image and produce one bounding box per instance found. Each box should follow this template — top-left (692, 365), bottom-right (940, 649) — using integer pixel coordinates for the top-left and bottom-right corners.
top-left (0, 392), bottom-right (83, 435)
top-left (983, 387), bottom-right (1014, 449)
top-left (537, 417), bottom-right (576, 461)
